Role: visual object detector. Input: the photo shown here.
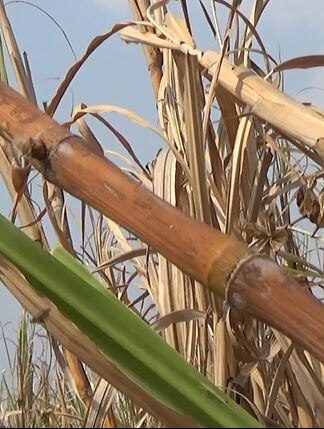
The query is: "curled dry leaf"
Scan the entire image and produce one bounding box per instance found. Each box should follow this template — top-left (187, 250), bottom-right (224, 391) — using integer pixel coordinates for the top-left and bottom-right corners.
top-left (272, 55), bottom-right (324, 73)
top-left (296, 176), bottom-right (324, 236)
top-left (47, 22), bottom-right (136, 117)
top-left (244, 208), bottom-right (288, 254)
top-left (64, 104), bottom-right (167, 144)
top-left (11, 158), bottom-right (31, 195)
top-left (151, 309), bottom-right (206, 332)
top-left (10, 158), bottom-right (31, 223)
top-left (75, 104), bottom-right (104, 158)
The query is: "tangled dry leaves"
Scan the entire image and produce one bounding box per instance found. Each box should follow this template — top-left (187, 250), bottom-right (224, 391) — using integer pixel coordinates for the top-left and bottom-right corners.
top-left (116, 1), bottom-right (324, 427)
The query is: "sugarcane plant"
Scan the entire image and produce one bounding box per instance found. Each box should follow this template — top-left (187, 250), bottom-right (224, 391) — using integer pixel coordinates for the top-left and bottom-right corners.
top-left (0, 0), bottom-right (324, 427)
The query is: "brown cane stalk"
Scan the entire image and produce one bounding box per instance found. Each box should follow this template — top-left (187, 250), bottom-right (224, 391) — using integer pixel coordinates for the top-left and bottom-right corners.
top-left (0, 79), bottom-right (324, 363)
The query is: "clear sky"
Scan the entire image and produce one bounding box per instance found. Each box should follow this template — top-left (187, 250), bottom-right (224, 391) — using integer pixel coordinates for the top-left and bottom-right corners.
top-left (1, 0), bottom-right (324, 362)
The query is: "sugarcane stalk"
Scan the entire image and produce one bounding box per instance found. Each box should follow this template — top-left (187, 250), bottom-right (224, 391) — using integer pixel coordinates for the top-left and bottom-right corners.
top-left (0, 80), bottom-right (324, 362)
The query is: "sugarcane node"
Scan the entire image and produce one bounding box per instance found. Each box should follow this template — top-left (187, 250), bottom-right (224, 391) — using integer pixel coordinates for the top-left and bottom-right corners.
top-left (30, 137), bottom-right (48, 161)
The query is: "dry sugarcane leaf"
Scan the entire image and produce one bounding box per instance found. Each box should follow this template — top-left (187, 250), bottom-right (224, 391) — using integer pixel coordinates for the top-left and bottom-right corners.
top-left (42, 182), bottom-right (74, 255)
top-left (296, 186), bottom-right (318, 219)
top-left (240, 123), bottom-right (259, 220)
top-left (273, 55), bottom-right (324, 73)
top-left (92, 247), bottom-right (152, 273)
top-left (213, 316), bottom-right (236, 390)
top-left (157, 50), bottom-right (192, 177)
top-left (246, 145), bottom-right (273, 224)
top-left (152, 146), bottom-right (214, 368)
top-left (0, 141), bottom-right (46, 244)
top-left (151, 309), bottom-right (206, 332)
top-left (239, 0), bottom-right (271, 68)
top-left (47, 22), bottom-right (135, 116)
top-left (65, 104), bottom-right (167, 145)
top-left (75, 111), bottom-right (104, 158)
top-left (87, 109), bottom-right (150, 178)
top-left (225, 111), bottom-right (254, 234)
top-left (72, 103), bottom-right (147, 175)
top-left (10, 158), bottom-right (31, 223)
top-left (316, 137), bottom-right (324, 159)
top-left (249, 369), bottom-right (266, 415)
top-left (265, 344), bottom-right (294, 418)
top-left (286, 363), bottom-right (315, 428)
top-left (153, 147), bottom-right (185, 351)
top-left (273, 330), bottom-right (324, 426)
top-left (104, 217), bottom-right (160, 305)
top-left (174, 51), bottom-right (212, 225)
top-left (84, 379), bottom-right (116, 428)
top-left (296, 350), bottom-right (324, 403)
top-left (215, 86), bottom-right (239, 152)
top-left (128, 0), bottom-right (163, 100)
top-left (225, 307), bottom-right (257, 363)
top-left (0, 2), bottom-right (35, 102)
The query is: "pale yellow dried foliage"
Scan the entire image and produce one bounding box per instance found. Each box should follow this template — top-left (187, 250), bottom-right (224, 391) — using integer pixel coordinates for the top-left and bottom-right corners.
top-left (117, 1), bottom-right (324, 427)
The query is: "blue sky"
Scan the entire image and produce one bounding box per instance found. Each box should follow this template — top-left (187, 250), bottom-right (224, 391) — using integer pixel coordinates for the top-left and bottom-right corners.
top-left (1, 0), bottom-right (324, 361)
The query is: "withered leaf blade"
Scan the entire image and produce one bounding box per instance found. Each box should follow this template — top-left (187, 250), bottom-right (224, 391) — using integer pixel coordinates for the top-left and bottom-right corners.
top-left (273, 55), bottom-right (324, 73)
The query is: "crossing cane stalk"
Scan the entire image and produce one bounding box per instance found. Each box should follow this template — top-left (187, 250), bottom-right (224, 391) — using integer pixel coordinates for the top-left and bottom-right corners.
top-left (0, 79), bottom-right (324, 362)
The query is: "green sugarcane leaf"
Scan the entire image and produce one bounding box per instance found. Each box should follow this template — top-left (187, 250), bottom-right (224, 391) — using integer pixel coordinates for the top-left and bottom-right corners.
top-left (0, 213), bottom-right (262, 428)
